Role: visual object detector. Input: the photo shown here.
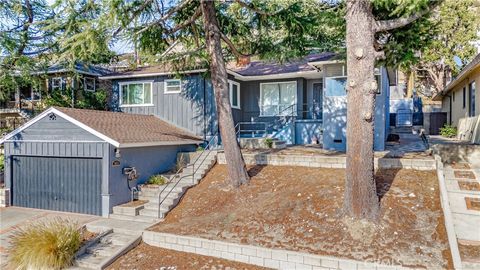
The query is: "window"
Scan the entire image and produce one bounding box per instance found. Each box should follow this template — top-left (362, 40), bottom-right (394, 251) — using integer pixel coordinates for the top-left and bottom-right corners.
top-left (119, 82), bottom-right (153, 106)
top-left (470, 81), bottom-right (476, 116)
top-left (84, 77), bottom-right (96, 92)
top-left (164, 79), bottom-right (181, 94)
top-left (260, 81), bottom-right (297, 116)
top-left (453, 91), bottom-right (455, 102)
top-left (228, 80), bottom-right (240, 109)
top-left (325, 77), bottom-right (347, 97)
top-left (463, 87), bottom-right (466, 109)
top-left (51, 77), bottom-right (64, 91)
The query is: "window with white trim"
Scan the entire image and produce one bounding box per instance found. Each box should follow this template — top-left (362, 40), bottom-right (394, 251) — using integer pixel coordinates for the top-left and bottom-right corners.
top-left (51, 77), bottom-right (64, 91)
top-left (120, 82), bottom-right (153, 106)
top-left (260, 81), bottom-right (297, 116)
top-left (164, 79), bottom-right (181, 94)
top-left (84, 77), bottom-right (96, 92)
top-left (228, 80), bottom-right (240, 109)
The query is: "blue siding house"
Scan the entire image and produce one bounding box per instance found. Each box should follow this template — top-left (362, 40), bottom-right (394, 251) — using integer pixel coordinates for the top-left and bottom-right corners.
top-left (0, 107), bottom-right (200, 216)
top-left (102, 53), bottom-right (390, 151)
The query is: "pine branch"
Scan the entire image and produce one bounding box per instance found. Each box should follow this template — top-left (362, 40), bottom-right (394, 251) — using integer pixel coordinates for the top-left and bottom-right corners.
top-left (135, 7), bottom-right (202, 35)
top-left (220, 32), bottom-right (253, 58)
top-left (374, 2), bottom-right (442, 32)
top-left (232, 0), bottom-right (287, 16)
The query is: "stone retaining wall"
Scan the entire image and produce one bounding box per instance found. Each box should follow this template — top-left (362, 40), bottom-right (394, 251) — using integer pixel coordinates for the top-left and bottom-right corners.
top-left (143, 231), bottom-right (404, 270)
top-left (0, 188), bottom-right (10, 207)
top-left (217, 153), bottom-right (435, 170)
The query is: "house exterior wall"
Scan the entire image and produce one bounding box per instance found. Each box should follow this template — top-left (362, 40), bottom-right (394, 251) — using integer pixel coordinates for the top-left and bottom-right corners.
top-left (107, 144), bottom-right (195, 211)
top-left (442, 65), bottom-right (480, 126)
top-left (111, 74), bottom-right (217, 138)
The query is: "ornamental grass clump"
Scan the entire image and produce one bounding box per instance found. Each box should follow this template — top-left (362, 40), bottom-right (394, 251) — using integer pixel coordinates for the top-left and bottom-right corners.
top-left (9, 218), bottom-right (81, 270)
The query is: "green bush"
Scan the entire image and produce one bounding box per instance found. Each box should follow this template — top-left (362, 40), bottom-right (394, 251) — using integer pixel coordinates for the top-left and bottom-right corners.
top-left (147, 174), bottom-right (167, 185)
top-left (439, 124), bottom-right (457, 138)
top-left (0, 154), bottom-right (4, 172)
top-left (264, 138), bottom-right (274, 148)
top-left (9, 218), bottom-right (81, 270)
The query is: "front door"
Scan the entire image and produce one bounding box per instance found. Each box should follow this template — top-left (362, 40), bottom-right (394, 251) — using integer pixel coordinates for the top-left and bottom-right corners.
top-left (312, 83), bottom-right (323, 120)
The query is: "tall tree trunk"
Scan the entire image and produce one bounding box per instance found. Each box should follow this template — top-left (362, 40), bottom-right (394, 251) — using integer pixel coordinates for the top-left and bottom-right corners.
top-left (200, 0), bottom-right (250, 187)
top-left (343, 0), bottom-right (380, 220)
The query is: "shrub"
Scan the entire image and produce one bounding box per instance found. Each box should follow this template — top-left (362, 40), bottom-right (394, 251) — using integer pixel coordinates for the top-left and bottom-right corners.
top-left (147, 174), bottom-right (167, 185)
top-left (9, 218), bottom-right (81, 270)
top-left (439, 124), bottom-right (457, 138)
top-left (196, 146), bottom-right (205, 152)
top-left (264, 138), bottom-right (274, 148)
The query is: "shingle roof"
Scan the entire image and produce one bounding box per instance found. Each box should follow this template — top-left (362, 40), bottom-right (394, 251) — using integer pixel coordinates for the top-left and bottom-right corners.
top-left (46, 62), bottom-right (112, 76)
top-left (54, 107), bottom-right (202, 146)
top-left (228, 52), bottom-right (337, 76)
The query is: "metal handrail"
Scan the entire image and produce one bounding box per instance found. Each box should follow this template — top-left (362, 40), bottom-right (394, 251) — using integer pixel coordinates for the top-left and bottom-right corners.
top-left (235, 122), bottom-right (267, 138)
top-left (156, 132), bottom-right (220, 218)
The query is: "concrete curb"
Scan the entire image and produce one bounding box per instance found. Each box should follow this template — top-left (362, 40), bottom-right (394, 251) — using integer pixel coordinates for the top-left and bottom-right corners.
top-left (218, 153), bottom-right (436, 171)
top-left (143, 231), bottom-right (407, 270)
top-left (434, 154), bottom-right (463, 270)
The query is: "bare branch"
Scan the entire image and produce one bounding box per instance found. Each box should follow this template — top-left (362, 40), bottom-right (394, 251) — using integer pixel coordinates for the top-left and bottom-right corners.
top-left (220, 32), bottom-right (254, 58)
top-left (374, 2), bottom-right (441, 32)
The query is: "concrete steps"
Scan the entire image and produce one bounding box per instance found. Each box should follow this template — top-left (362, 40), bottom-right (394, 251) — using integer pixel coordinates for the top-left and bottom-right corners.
top-left (109, 151), bottom-right (217, 221)
top-left (74, 231), bottom-right (141, 269)
top-left (239, 137), bottom-right (287, 149)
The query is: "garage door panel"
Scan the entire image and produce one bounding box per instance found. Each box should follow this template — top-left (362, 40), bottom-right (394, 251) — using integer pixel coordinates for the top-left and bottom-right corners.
top-left (12, 156), bottom-right (102, 215)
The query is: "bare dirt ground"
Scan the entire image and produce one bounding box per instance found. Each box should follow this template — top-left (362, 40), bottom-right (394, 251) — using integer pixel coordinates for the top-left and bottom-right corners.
top-left (107, 242), bottom-right (269, 270)
top-left (150, 165), bottom-right (452, 269)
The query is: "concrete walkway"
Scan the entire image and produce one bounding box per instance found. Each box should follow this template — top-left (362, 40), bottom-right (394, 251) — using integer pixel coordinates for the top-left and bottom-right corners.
top-left (442, 162), bottom-right (480, 269)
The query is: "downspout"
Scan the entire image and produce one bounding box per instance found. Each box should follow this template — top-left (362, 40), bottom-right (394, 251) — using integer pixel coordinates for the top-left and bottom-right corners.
top-left (446, 94), bottom-right (452, 125)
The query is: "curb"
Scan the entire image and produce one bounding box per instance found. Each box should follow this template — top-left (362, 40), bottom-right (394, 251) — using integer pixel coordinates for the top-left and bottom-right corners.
top-left (434, 154), bottom-right (463, 269)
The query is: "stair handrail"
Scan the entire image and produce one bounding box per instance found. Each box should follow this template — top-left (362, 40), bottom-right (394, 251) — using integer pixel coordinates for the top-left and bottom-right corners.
top-left (156, 131), bottom-right (220, 218)
top-left (235, 121), bottom-right (267, 139)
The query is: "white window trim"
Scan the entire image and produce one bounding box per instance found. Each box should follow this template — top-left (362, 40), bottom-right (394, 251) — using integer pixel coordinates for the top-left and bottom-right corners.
top-left (228, 80), bottom-right (241, 109)
top-left (259, 81), bottom-right (297, 117)
top-left (164, 79), bottom-right (182, 94)
top-left (51, 77), bottom-right (63, 91)
top-left (119, 81), bottom-right (154, 107)
top-left (84, 77), bottom-right (96, 92)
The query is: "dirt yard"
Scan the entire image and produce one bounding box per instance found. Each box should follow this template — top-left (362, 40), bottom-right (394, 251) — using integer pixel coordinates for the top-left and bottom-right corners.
top-left (107, 242), bottom-right (269, 270)
top-left (150, 165), bottom-right (452, 269)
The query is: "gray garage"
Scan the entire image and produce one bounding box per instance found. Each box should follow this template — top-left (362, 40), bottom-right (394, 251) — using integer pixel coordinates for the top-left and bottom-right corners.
top-left (0, 107), bottom-right (201, 216)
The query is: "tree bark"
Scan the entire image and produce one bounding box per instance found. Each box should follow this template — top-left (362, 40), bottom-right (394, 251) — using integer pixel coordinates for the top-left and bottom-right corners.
top-left (343, 0), bottom-right (380, 220)
top-left (200, 0), bottom-right (250, 187)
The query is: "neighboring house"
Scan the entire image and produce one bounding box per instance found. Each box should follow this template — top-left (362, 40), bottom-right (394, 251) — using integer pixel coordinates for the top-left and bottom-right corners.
top-left (0, 107), bottom-right (201, 216)
top-left (434, 53), bottom-right (479, 125)
top-left (433, 53), bottom-right (479, 142)
top-left (1, 62), bottom-right (111, 122)
top-left (101, 53), bottom-right (391, 151)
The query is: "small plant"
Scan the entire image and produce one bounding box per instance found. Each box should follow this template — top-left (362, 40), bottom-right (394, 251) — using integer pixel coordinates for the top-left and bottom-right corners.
top-left (439, 124), bottom-right (457, 138)
top-left (9, 218), bottom-right (81, 270)
top-left (264, 138), bottom-right (274, 148)
top-left (196, 146), bottom-right (205, 152)
top-left (147, 174), bottom-right (167, 185)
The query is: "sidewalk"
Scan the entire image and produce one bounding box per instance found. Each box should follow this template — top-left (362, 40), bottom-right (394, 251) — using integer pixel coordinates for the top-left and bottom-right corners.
top-left (442, 161), bottom-right (480, 269)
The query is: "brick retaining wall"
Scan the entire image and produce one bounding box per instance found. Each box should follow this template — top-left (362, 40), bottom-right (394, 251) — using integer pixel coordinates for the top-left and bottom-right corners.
top-left (143, 231), bottom-right (405, 270)
top-left (217, 153), bottom-right (436, 170)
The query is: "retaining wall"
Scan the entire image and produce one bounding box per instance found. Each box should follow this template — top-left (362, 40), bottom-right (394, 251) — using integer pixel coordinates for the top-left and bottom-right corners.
top-left (217, 153), bottom-right (436, 170)
top-left (143, 231), bottom-right (405, 270)
top-left (0, 188), bottom-right (9, 207)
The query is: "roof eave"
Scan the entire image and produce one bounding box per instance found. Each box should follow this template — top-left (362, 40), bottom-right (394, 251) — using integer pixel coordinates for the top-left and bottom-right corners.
top-left (118, 140), bottom-right (203, 148)
top-left (100, 69), bottom-right (208, 80)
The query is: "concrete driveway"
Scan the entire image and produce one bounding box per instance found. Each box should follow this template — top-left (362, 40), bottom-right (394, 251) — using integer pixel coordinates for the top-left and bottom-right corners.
top-left (0, 207), bottom-right (100, 267)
